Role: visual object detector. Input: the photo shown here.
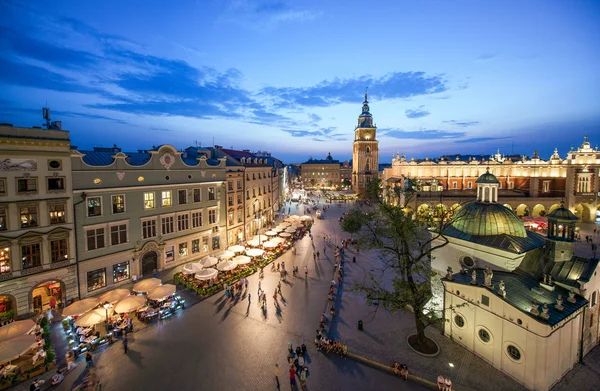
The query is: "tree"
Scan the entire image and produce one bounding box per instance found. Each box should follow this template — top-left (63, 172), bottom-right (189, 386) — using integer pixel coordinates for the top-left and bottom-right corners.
top-left (341, 178), bottom-right (456, 353)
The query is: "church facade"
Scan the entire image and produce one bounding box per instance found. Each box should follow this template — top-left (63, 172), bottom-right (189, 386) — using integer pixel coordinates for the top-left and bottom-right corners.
top-left (352, 93), bottom-right (379, 196)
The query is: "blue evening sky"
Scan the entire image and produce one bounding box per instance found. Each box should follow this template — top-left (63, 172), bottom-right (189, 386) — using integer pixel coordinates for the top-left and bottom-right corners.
top-left (1, 0), bottom-right (599, 163)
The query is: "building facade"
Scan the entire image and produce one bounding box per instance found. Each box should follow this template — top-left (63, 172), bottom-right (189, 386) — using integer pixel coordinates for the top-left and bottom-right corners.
top-left (301, 154), bottom-right (341, 190)
top-left (0, 125), bottom-right (78, 317)
top-left (352, 93), bottom-right (379, 195)
top-left (383, 136), bottom-right (599, 222)
top-left (71, 145), bottom-right (227, 297)
top-left (340, 160), bottom-right (352, 188)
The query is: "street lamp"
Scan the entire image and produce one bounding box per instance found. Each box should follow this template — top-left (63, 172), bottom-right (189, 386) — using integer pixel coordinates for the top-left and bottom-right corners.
top-left (103, 301), bottom-right (112, 335)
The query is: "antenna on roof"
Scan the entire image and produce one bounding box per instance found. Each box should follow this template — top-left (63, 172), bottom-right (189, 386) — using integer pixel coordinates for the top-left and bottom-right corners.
top-left (194, 140), bottom-right (198, 148)
top-left (42, 105), bottom-right (51, 128)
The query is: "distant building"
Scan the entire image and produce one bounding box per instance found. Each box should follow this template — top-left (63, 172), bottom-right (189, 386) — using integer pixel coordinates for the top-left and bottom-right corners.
top-left (301, 153), bottom-right (341, 189)
top-left (352, 93), bottom-right (379, 195)
top-left (340, 160), bottom-right (352, 188)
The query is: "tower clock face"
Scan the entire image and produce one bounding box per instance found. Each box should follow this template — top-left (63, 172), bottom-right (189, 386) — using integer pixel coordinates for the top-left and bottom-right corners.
top-left (365, 130), bottom-right (371, 139)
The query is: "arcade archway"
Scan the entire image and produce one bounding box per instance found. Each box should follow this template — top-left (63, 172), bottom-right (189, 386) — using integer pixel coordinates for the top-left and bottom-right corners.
top-left (532, 204), bottom-right (546, 217)
top-left (516, 204), bottom-right (530, 217)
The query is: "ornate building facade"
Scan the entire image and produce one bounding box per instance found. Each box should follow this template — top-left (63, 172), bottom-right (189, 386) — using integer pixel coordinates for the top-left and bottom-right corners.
top-left (352, 93), bottom-right (379, 195)
top-left (0, 125), bottom-right (78, 317)
top-left (383, 136), bottom-right (599, 222)
top-left (301, 154), bottom-right (341, 190)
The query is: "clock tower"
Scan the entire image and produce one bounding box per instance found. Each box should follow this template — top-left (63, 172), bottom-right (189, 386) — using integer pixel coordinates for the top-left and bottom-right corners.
top-left (352, 92), bottom-right (379, 196)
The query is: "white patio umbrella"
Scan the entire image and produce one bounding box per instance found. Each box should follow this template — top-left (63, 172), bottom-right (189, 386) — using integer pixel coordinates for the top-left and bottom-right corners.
top-left (228, 245), bottom-right (246, 253)
top-left (195, 268), bottom-right (218, 280)
top-left (270, 237), bottom-right (285, 244)
top-left (0, 320), bottom-right (35, 343)
top-left (0, 334), bottom-right (37, 365)
top-left (199, 256), bottom-right (218, 268)
top-left (114, 295), bottom-right (147, 314)
top-left (99, 289), bottom-right (131, 304)
top-left (75, 308), bottom-right (112, 327)
top-left (232, 255), bottom-right (252, 265)
top-left (290, 215), bottom-right (300, 219)
top-left (285, 227), bottom-right (297, 233)
top-left (265, 231), bottom-right (278, 236)
top-left (133, 278), bottom-right (162, 293)
top-left (262, 241), bottom-right (277, 249)
top-left (301, 215), bottom-right (312, 221)
top-left (147, 284), bottom-right (177, 301)
top-left (279, 232), bottom-right (292, 238)
top-left (291, 221), bottom-right (302, 227)
top-left (182, 263), bottom-right (204, 274)
top-left (246, 239), bottom-right (260, 247)
top-left (220, 250), bottom-right (236, 259)
top-left (280, 222), bottom-right (291, 227)
top-left (246, 248), bottom-right (265, 257)
top-left (216, 261), bottom-right (237, 271)
top-left (62, 297), bottom-right (101, 317)
top-left (272, 227), bottom-right (283, 232)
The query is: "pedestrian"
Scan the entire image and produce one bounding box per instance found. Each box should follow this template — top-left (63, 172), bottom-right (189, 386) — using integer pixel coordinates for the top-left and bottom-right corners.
top-left (278, 281), bottom-right (282, 294)
top-left (66, 351), bottom-right (76, 371)
top-left (275, 363), bottom-right (280, 389)
top-left (304, 266), bottom-right (308, 279)
top-left (122, 336), bottom-right (128, 354)
top-left (85, 351), bottom-right (93, 369)
top-left (248, 293), bottom-right (251, 302)
top-left (313, 253), bottom-right (316, 261)
top-left (299, 367), bottom-right (307, 388)
top-left (244, 278), bottom-right (249, 290)
top-left (316, 251), bottom-right (320, 259)
top-left (258, 280), bottom-right (262, 294)
top-left (289, 366), bottom-right (297, 387)
top-left (277, 263), bottom-right (280, 272)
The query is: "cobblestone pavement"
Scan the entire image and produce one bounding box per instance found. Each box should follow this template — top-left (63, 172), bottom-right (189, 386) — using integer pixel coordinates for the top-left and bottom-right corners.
top-left (39, 199), bottom-right (428, 391)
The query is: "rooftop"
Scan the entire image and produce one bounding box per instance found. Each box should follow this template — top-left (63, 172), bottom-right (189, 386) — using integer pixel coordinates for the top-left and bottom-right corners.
top-left (442, 225), bottom-right (546, 254)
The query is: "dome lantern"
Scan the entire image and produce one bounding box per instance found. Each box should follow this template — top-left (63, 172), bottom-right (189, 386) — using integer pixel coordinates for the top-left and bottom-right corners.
top-left (476, 168), bottom-right (500, 203)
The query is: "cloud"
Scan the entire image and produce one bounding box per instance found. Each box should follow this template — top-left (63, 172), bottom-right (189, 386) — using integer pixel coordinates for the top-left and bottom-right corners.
top-left (150, 127), bottom-right (172, 132)
top-left (405, 105), bottom-right (430, 119)
top-left (281, 126), bottom-right (345, 141)
top-left (221, 1), bottom-right (321, 29)
top-left (443, 120), bottom-right (480, 127)
top-left (308, 113), bottom-right (321, 122)
top-left (380, 129), bottom-right (465, 140)
top-left (263, 71), bottom-right (448, 109)
top-left (476, 53), bottom-right (497, 61)
top-left (454, 137), bottom-right (512, 143)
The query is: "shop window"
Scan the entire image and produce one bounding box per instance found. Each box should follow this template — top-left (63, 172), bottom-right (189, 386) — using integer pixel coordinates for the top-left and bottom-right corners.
top-left (0, 178), bottom-right (6, 196)
top-left (162, 191), bottom-right (172, 207)
top-left (506, 345), bottom-right (522, 361)
top-left (142, 219), bottom-right (157, 239)
top-left (87, 197), bottom-right (102, 217)
top-left (20, 206), bottom-right (38, 228)
top-left (110, 223), bottom-right (128, 245)
top-left (144, 192), bottom-right (155, 209)
top-left (47, 177), bottom-right (65, 191)
top-left (212, 236), bottom-right (220, 251)
top-left (113, 262), bottom-right (130, 283)
top-left (177, 214), bottom-right (189, 231)
top-left (17, 177), bottom-right (37, 193)
top-left (178, 189), bottom-right (187, 205)
top-left (87, 268), bottom-right (106, 292)
top-left (192, 239), bottom-right (200, 254)
top-left (0, 296), bottom-right (12, 313)
top-left (49, 204), bottom-right (66, 224)
top-left (112, 195), bottom-right (125, 213)
top-left (50, 238), bottom-right (68, 263)
top-left (161, 216), bottom-right (174, 234)
top-left (202, 236), bottom-right (209, 252)
top-left (86, 227), bottom-right (105, 250)
top-left (192, 211), bottom-right (203, 228)
top-left (0, 247), bottom-right (10, 273)
top-left (179, 242), bottom-right (188, 257)
top-left (0, 208), bottom-right (7, 231)
top-left (193, 188), bottom-right (201, 202)
top-left (208, 209), bottom-right (216, 224)
top-left (21, 243), bottom-right (41, 269)
top-left (165, 246), bottom-right (174, 263)
top-left (208, 187), bottom-right (215, 201)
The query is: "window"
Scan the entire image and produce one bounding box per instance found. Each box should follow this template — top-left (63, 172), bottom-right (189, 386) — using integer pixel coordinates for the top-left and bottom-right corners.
top-left (144, 192), bottom-right (155, 209)
top-left (50, 239), bottom-right (68, 263)
top-left (142, 219), bottom-right (157, 239)
top-left (508, 181), bottom-right (514, 189)
top-left (228, 212), bottom-right (234, 225)
top-left (17, 178), bottom-right (37, 193)
top-left (49, 204), bottom-right (66, 224)
top-left (237, 210), bottom-right (242, 223)
top-left (21, 243), bottom-right (41, 269)
top-left (178, 189), bottom-right (187, 205)
top-left (0, 247), bottom-right (10, 273)
top-left (47, 177), bottom-right (65, 191)
top-left (237, 194), bottom-right (242, 205)
top-left (20, 206), bottom-right (38, 228)
top-left (542, 180), bottom-right (550, 193)
top-left (110, 195), bottom-right (125, 214)
top-left (228, 195), bottom-right (234, 206)
top-left (87, 197), bottom-right (102, 217)
top-left (454, 314), bottom-right (465, 328)
top-left (462, 257), bottom-right (475, 268)
top-left (0, 209), bottom-right (6, 231)
top-left (452, 181), bottom-right (457, 189)
top-left (193, 188), bottom-right (201, 202)
top-left (192, 211), bottom-right (203, 228)
top-left (202, 236), bottom-right (209, 252)
top-left (481, 295), bottom-right (490, 306)
top-left (192, 239), bottom-right (200, 254)
top-left (48, 160), bottom-right (61, 170)
top-left (87, 268), bottom-right (106, 292)
top-left (162, 191), bottom-right (172, 207)
top-left (208, 187), bottom-right (215, 201)
top-left (212, 236), bottom-right (220, 251)
top-left (162, 216), bottom-right (174, 234)
top-left (237, 180), bottom-right (242, 190)
top-left (113, 262), bottom-right (130, 283)
top-left (0, 178), bottom-right (6, 195)
top-left (592, 291), bottom-right (597, 307)
top-left (228, 181), bottom-right (233, 191)
top-left (86, 227), bottom-right (105, 250)
top-left (179, 242), bottom-right (188, 257)
top-left (177, 214), bottom-right (189, 231)
top-left (253, 188), bottom-right (256, 197)
top-left (208, 209), bottom-right (216, 224)
top-left (478, 328), bottom-right (491, 343)
top-left (110, 224), bottom-right (128, 245)
top-left (246, 190), bottom-right (250, 200)
top-left (467, 182), bottom-right (472, 189)
top-left (506, 345), bottom-right (522, 361)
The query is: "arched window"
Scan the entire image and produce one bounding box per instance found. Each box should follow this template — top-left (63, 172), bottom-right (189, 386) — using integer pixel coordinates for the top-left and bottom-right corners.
top-left (592, 291), bottom-right (597, 307)
top-left (366, 146), bottom-right (370, 153)
top-left (484, 187), bottom-right (490, 202)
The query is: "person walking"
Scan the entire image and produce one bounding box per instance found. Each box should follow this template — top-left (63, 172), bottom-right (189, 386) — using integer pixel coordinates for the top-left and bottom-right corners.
top-left (122, 336), bottom-right (128, 354)
top-left (275, 363), bottom-right (280, 389)
top-left (316, 251), bottom-right (320, 260)
top-left (277, 281), bottom-right (282, 294)
top-left (258, 280), bottom-right (262, 294)
top-left (299, 367), bottom-right (307, 389)
top-left (304, 266), bottom-right (308, 279)
top-left (289, 366), bottom-right (297, 388)
top-left (85, 351), bottom-right (93, 369)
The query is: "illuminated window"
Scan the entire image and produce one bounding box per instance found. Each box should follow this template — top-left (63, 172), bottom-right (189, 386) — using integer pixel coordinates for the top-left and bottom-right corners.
top-left (87, 197), bottom-right (102, 217)
top-left (113, 262), bottom-right (130, 283)
top-left (49, 204), bottom-right (66, 224)
top-left (162, 191), bottom-right (172, 207)
top-left (144, 192), bottom-right (155, 209)
top-left (0, 247), bottom-right (10, 273)
top-left (21, 243), bottom-right (41, 269)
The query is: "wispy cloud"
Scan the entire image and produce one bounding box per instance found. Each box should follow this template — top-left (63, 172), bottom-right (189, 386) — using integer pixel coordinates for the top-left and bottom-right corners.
top-left (443, 120), bottom-right (480, 127)
top-left (476, 53), bottom-right (497, 61)
top-left (405, 105), bottom-right (430, 119)
top-left (221, 0), bottom-right (321, 30)
top-left (454, 137), bottom-right (511, 143)
top-left (381, 129), bottom-right (465, 140)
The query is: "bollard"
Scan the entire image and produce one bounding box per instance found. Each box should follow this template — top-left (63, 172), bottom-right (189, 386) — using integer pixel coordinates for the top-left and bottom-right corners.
top-left (358, 320), bottom-right (363, 331)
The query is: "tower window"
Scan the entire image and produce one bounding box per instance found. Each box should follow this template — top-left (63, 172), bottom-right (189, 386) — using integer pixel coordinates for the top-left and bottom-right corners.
top-left (366, 147), bottom-right (370, 153)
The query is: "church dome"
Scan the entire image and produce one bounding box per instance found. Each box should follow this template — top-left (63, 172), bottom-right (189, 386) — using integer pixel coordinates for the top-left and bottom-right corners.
top-left (546, 204), bottom-right (579, 221)
top-left (451, 202), bottom-right (527, 238)
top-left (476, 170), bottom-right (500, 184)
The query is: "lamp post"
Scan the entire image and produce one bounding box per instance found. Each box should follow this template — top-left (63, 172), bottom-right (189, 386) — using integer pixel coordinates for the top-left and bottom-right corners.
top-left (103, 302), bottom-right (111, 335)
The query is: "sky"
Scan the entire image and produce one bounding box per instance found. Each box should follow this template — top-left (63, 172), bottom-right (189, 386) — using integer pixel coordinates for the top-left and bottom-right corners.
top-left (1, 0), bottom-right (599, 164)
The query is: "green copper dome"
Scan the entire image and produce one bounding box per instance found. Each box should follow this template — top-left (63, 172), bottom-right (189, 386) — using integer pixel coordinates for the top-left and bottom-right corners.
top-left (476, 170), bottom-right (500, 184)
top-left (547, 206), bottom-right (579, 222)
top-left (451, 202), bottom-right (527, 238)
